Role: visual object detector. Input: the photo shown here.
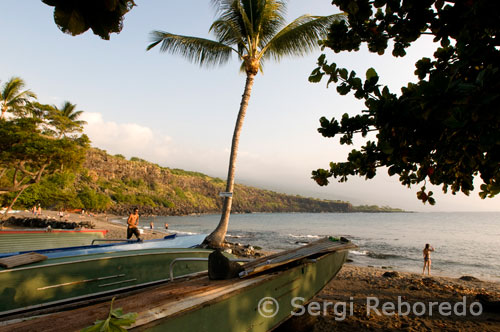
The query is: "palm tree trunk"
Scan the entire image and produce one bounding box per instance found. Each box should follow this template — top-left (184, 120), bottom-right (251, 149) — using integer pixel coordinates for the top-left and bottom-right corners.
top-left (0, 105), bottom-right (7, 120)
top-left (204, 73), bottom-right (256, 247)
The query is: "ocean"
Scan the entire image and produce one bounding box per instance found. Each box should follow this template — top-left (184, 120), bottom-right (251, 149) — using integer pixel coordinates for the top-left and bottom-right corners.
top-left (113, 212), bottom-right (500, 282)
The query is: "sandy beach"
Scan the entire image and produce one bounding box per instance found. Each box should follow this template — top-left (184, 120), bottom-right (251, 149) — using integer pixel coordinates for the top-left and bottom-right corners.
top-left (2, 210), bottom-right (499, 331)
top-left (307, 264), bottom-right (500, 331)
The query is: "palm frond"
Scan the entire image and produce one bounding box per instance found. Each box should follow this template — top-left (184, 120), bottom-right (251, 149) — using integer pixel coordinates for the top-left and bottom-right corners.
top-left (209, 19), bottom-right (247, 53)
top-left (1, 77), bottom-right (37, 117)
top-left (262, 14), bottom-right (345, 61)
top-left (254, 0), bottom-right (287, 47)
top-left (148, 31), bottom-right (234, 67)
top-left (212, 0), bottom-right (260, 53)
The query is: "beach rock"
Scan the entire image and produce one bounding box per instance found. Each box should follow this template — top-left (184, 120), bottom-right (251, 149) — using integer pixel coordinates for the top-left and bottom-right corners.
top-left (422, 277), bottom-right (436, 286)
top-left (475, 293), bottom-right (500, 314)
top-left (459, 276), bottom-right (481, 282)
top-left (382, 271), bottom-right (400, 278)
top-left (6, 216), bottom-right (94, 229)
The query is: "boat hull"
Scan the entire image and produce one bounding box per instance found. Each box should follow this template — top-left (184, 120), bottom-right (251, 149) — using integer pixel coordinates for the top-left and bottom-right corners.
top-left (0, 248), bottom-right (212, 316)
top-left (140, 250), bottom-right (348, 332)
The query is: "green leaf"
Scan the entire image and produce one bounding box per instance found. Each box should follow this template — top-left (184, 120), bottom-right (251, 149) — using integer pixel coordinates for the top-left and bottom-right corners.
top-left (366, 68), bottom-right (377, 80)
top-left (338, 68), bottom-right (348, 80)
top-left (308, 68), bottom-right (324, 83)
top-left (80, 298), bottom-right (137, 332)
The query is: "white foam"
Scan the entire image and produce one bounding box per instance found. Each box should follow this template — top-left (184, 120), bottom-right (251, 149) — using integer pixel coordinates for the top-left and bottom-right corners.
top-left (287, 234), bottom-right (321, 239)
top-left (170, 230), bottom-right (199, 236)
top-left (350, 250), bottom-right (368, 256)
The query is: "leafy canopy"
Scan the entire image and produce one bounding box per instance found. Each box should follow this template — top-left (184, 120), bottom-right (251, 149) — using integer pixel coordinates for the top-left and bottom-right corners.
top-left (309, 0), bottom-right (500, 204)
top-left (42, 0), bottom-right (136, 40)
top-left (0, 76), bottom-right (90, 217)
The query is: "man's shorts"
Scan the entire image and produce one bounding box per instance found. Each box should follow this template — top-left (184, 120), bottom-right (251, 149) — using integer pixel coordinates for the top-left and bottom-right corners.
top-left (127, 227), bottom-right (141, 239)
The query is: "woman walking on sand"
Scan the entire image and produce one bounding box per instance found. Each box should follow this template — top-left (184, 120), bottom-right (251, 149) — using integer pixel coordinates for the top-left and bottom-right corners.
top-left (423, 244), bottom-right (435, 275)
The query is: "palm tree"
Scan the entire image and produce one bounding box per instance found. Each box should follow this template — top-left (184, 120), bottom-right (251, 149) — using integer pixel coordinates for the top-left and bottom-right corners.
top-left (49, 101), bottom-right (87, 137)
top-left (0, 77), bottom-right (37, 119)
top-left (148, 0), bottom-right (343, 247)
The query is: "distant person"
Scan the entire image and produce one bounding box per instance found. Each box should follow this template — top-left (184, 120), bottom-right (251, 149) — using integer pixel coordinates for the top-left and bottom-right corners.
top-left (37, 204), bottom-right (42, 216)
top-left (32, 205), bottom-right (37, 216)
top-left (127, 208), bottom-right (142, 241)
top-left (150, 221), bottom-right (154, 232)
top-left (165, 223), bottom-right (169, 230)
top-left (59, 209), bottom-right (64, 220)
top-left (422, 243), bottom-right (435, 275)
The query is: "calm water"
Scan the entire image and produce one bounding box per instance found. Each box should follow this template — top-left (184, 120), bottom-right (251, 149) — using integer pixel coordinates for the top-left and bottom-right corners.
top-left (114, 212), bottom-right (500, 282)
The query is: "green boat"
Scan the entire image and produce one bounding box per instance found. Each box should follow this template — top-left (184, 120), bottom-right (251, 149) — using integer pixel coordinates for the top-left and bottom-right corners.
top-left (0, 247), bottom-right (214, 316)
top-left (0, 238), bottom-right (355, 332)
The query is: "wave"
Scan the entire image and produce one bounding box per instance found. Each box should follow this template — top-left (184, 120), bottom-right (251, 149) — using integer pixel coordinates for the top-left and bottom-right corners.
top-left (226, 234), bottom-right (243, 238)
top-left (170, 230), bottom-right (199, 236)
top-left (287, 234), bottom-right (322, 239)
top-left (350, 250), bottom-right (368, 256)
top-left (366, 251), bottom-right (405, 260)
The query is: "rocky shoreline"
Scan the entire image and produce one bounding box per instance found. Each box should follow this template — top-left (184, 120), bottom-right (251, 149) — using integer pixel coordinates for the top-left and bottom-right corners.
top-left (280, 264), bottom-right (500, 332)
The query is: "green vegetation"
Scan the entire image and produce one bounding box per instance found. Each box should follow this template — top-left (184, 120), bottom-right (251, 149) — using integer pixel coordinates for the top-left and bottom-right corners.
top-left (169, 168), bottom-right (208, 179)
top-left (130, 157), bottom-right (147, 163)
top-left (0, 76), bottom-right (89, 219)
top-left (310, 0), bottom-right (500, 205)
top-left (352, 205), bottom-right (405, 213)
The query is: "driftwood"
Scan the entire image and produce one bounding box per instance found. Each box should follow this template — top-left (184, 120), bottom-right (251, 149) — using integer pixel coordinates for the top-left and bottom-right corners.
top-left (0, 252), bottom-right (47, 268)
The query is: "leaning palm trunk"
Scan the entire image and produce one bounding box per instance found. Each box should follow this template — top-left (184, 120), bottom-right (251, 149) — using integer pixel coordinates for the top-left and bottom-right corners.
top-left (204, 74), bottom-right (256, 247)
top-left (148, 0), bottom-right (343, 249)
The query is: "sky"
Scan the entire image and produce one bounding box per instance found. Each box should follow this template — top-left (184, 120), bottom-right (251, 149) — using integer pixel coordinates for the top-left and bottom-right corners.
top-left (0, 1), bottom-right (498, 212)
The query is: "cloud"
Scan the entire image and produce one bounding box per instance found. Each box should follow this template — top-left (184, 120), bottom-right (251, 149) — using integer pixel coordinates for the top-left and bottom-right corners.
top-left (81, 112), bottom-right (172, 161)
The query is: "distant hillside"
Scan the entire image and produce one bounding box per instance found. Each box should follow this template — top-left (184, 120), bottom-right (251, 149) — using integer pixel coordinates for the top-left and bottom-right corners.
top-left (80, 149), bottom-right (353, 215)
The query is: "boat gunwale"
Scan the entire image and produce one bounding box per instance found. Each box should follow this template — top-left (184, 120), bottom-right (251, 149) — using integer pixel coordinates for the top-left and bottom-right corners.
top-left (0, 249), bottom-right (212, 273)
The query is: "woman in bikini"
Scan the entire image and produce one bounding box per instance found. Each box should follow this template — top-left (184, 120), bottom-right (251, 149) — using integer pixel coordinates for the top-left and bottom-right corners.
top-left (423, 243), bottom-right (435, 275)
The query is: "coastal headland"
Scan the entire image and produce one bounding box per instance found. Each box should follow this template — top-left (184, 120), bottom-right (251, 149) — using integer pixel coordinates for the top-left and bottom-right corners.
top-left (0, 148), bottom-right (403, 218)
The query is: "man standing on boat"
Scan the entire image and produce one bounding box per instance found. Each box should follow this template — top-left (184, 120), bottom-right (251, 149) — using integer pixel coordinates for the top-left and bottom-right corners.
top-left (127, 207), bottom-right (142, 241)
